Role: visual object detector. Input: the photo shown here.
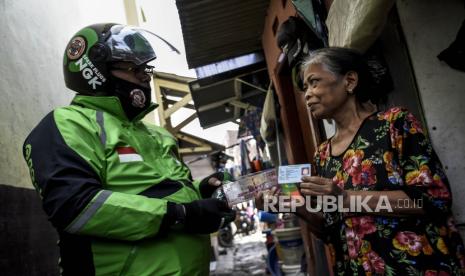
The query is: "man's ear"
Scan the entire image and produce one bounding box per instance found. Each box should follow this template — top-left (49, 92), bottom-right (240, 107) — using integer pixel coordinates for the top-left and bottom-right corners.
top-left (345, 71), bottom-right (358, 93)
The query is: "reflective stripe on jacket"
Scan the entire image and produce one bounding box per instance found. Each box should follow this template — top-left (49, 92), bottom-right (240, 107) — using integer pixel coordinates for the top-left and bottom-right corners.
top-left (23, 95), bottom-right (209, 275)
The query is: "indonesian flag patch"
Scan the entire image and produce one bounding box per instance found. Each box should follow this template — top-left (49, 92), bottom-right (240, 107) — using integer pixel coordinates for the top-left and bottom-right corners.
top-left (116, 146), bottom-right (143, 163)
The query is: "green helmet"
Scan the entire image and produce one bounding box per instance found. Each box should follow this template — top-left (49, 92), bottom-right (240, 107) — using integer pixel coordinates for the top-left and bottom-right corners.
top-left (63, 23), bottom-right (157, 95)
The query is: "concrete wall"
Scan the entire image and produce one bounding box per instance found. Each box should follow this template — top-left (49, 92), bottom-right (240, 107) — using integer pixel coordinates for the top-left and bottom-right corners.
top-left (0, 1), bottom-right (127, 274)
top-left (396, 0), bottom-right (465, 224)
top-left (1, 0), bottom-right (127, 190)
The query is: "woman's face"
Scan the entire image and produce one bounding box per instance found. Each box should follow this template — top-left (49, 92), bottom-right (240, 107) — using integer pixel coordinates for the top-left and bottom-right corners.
top-left (303, 63), bottom-right (348, 119)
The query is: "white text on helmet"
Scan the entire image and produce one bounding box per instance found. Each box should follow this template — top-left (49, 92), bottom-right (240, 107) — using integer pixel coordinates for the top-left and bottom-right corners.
top-left (76, 56), bottom-right (107, 90)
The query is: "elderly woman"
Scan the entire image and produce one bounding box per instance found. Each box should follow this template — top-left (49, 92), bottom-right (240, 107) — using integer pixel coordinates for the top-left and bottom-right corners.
top-left (262, 47), bottom-right (465, 275)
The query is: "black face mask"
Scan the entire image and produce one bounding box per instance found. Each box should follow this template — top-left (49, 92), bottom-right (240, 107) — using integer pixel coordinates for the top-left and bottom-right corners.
top-left (110, 76), bottom-right (152, 121)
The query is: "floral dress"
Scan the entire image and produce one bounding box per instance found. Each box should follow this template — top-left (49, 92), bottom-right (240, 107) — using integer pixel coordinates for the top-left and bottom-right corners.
top-left (314, 107), bottom-right (465, 276)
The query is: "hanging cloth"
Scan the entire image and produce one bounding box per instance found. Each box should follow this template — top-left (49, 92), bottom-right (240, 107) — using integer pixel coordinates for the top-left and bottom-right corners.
top-left (238, 108), bottom-right (266, 151)
top-left (260, 86), bottom-right (285, 166)
top-left (260, 87), bottom-right (277, 146)
top-left (239, 140), bottom-right (252, 176)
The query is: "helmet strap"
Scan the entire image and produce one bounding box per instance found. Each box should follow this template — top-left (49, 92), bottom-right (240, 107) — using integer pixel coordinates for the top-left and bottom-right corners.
top-left (109, 76), bottom-right (152, 121)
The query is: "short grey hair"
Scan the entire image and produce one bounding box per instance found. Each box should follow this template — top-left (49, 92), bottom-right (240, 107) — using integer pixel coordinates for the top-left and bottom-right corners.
top-left (300, 47), bottom-right (378, 104)
top-left (301, 47), bottom-right (362, 77)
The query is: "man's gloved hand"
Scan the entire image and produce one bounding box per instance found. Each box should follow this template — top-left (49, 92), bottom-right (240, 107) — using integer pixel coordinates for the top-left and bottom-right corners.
top-left (175, 198), bottom-right (236, 234)
top-left (199, 172), bottom-right (233, 198)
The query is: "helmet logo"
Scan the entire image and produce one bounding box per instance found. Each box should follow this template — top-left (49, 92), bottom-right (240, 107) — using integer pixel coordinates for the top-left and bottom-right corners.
top-left (76, 57), bottom-right (105, 89)
top-left (129, 89), bottom-right (146, 108)
top-left (67, 36), bottom-right (86, 60)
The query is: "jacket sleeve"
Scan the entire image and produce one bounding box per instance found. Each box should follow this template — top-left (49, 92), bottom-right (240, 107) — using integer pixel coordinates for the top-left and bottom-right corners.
top-left (389, 108), bottom-right (452, 218)
top-left (192, 179), bottom-right (203, 197)
top-left (23, 110), bottom-right (172, 241)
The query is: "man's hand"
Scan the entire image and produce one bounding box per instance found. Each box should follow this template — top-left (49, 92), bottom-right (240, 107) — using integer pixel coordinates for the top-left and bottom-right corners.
top-left (208, 177), bottom-right (222, 188)
top-left (199, 172), bottom-right (233, 198)
top-left (182, 198), bottom-right (236, 234)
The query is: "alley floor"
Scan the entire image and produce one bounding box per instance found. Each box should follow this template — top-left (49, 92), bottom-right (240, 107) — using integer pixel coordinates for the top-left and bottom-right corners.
top-left (211, 231), bottom-right (268, 275)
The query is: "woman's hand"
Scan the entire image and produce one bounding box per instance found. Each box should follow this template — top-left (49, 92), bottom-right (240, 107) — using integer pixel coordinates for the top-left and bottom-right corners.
top-left (255, 186), bottom-right (281, 211)
top-left (300, 176), bottom-right (346, 197)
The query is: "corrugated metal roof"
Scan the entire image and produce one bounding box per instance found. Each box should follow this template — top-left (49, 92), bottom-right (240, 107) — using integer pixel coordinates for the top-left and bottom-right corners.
top-left (176, 0), bottom-right (270, 68)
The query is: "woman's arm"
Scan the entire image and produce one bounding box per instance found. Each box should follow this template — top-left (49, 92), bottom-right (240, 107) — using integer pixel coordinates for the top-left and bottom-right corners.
top-left (294, 204), bottom-right (327, 239)
top-left (389, 108), bottom-right (452, 218)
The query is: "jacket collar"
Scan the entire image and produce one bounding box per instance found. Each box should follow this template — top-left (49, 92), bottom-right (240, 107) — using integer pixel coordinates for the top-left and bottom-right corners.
top-left (71, 95), bottom-right (158, 122)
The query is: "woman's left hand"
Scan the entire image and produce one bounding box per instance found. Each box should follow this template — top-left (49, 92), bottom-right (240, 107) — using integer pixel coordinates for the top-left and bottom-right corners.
top-left (299, 176), bottom-right (346, 197)
top-left (254, 186), bottom-right (281, 211)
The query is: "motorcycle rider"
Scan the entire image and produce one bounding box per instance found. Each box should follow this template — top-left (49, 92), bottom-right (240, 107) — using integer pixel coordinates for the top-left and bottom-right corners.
top-left (22, 23), bottom-right (235, 275)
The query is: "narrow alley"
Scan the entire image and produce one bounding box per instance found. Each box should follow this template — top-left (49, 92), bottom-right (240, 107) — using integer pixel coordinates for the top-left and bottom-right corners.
top-left (211, 231), bottom-right (268, 276)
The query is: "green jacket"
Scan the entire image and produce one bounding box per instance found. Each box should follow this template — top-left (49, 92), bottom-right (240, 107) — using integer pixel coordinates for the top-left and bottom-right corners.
top-left (23, 95), bottom-right (210, 275)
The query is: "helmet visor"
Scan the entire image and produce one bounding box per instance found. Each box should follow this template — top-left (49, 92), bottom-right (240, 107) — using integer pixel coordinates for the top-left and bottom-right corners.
top-left (105, 25), bottom-right (157, 65)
